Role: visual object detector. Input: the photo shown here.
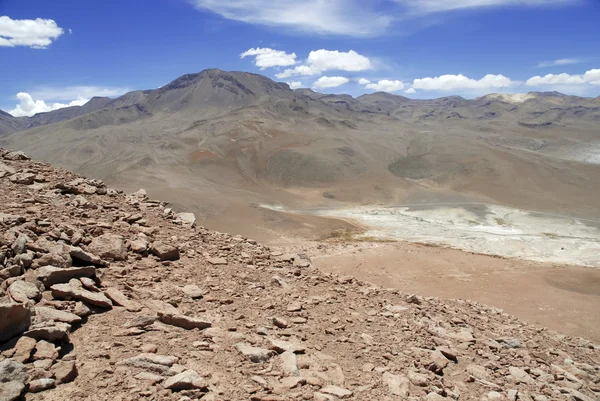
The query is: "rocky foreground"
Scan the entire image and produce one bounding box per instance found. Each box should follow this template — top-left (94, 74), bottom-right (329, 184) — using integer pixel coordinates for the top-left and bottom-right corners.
top-left (0, 148), bottom-right (598, 401)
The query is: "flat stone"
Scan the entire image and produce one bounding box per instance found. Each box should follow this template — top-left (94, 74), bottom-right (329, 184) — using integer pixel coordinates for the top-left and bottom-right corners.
top-left (151, 241), bottom-right (180, 261)
top-left (8, 280), bottom-right (41, 303)
top-left (158, 312), bottom-right (211, 330)
top-left (509, 366), bottom-right (535, 384)
top-left (320, 385), bottom-right (353, 399)
top-left (123, 315), bottom-right (157, 329)
top-left (118, 354), bottom-right (178, 374)
top-left (11, 336), bottom-right (37, 363)
top-left (175, 212), bottom-right (197, 228)
top-left (24, 321), bottom-right (71, 342)
top-left (28, 378), bottom-right (56, 393)
top-left (36, 265), bottom-right (96, 287)
top-left (207, 257), bottom-right (227, 265)
top-left (383, 372), bottom-right (410, 397)
top-left (235, 343), bottom-right (276, 363)
top-left (69, 246), bottom-right (108, 266)
top-left (181, 285), bottom-right (205, 299)
top-left (134, 372), bottom-right (164, 384)
top-left (33, 340), bottom-right (59, 361)
top-left (268, 337), bottom-right (306, 354)
top-left (51, 279), bottom-right (113, 309)
top-left (87, 234), bottom-right (127, 261)
top-left (164, 370), bottom-right (208, 391)
top-left (0, 303), bottom-right (31, 342)
top-left (104, 288), bottom-right (142, 312)
top-left (9, 173), bottom-right (35, 185)
top-left (51, 360), bottom-right (78, 384)
top-left (278, 351), bottom-right (299, 376)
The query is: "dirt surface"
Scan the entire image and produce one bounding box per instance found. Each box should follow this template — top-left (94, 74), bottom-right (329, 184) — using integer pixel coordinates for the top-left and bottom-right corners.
top-left (2, 149), bottom-right (600, 401)
top-left (291, 242), bottom-right (600, 342)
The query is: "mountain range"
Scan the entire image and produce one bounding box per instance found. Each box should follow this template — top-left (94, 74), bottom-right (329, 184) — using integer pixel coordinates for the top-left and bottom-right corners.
top-left (2, 69), bottom-right (599, 240)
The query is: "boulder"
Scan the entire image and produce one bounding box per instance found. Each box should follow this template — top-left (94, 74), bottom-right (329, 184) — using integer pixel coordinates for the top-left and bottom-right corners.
top-left (24, 321), bottom-right (71, 342)
top-left (175, 212), bottom-right (196, 228)
top-left (34, 306), bottom-right (82, 325)
top-left (36, 266), bottom-right (96, 287)
top-left (7, 280), bottom-right (41, 303)
top-left (0, 303), bottom-right (31, 342)
top-left (164, 370), bottom-right (208, 391)
top-left (151, 242), bottom-right (180, 261)
top-left (51, 279), bottom-right (113, 309)
top-left (87, 234), bottom-right (127, 261)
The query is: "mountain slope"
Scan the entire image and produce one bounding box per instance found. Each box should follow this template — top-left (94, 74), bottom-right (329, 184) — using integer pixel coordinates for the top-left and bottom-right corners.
top-left (2, 70), bottom-right (599, 240)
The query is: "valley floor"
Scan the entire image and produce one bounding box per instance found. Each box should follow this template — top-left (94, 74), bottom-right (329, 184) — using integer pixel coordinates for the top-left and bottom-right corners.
top-left (277, 240), bottom-right (600, 342)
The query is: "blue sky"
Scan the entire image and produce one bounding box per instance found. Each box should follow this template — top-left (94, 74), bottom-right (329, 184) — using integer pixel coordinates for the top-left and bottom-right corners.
top-left (1, 0), bottom-right (599, 116)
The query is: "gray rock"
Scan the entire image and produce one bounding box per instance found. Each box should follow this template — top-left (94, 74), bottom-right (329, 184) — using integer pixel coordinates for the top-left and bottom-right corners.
top-left (0, 303), bottom-right (31, 342)
top-left (278, 351), bottom-right (299, 376)
top-left (268, 337), bottom-right (306, 354)
top-left (27, 378), bottom-right (56, 393)
top-left (8, 280), bottom-right (41, 303)
top-left (175, 212), bottom-right (197, 228)
top-left (0, 162), bottom-right (16, 177)
top-left (104, 288), bottom-right (141, 312)
top-left (36, 265), bottom-right (96, 287)
top-left (164, 370), bottom-right (208, 391)
top-left (11, 235), bottom-right (28, 255)
top-left (87, 234), bottom-right (127, 261)
top-left (9, 173), bottom-right (35, 185)
top-left (181, 285), bottom-right (205, 299)
top-left (0, 381), bottom-right (26, 401)
top-left (235, 343), bottom-right (276, 363)
top-left (51, 279), bottom-right (113, 309)
top-left (383, 372), bottom-right (410, 397)
top-left (0, 359), bottom-right (29, 384)
top-left (158, 312), bottom-right (211, 330)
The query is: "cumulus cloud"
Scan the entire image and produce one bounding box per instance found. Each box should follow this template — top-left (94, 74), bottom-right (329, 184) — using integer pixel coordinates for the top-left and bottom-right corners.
top-left (412, 73), bottom-right (513, 91)
top-left (240, 47), bottom-right (297, 69)
top-left (276, 49), bottom-right (372, 79)
top-left (365, 79), bottom-right (405, 92)
top-left (405, 88), bottom-right (416, 94)
top-left (5, 86), bottom-right (129, 117)
top-left (538, 58), bottom-right (584, 68)
top-left (358, 78), bottom-right (371, 85)
top-left (312, 76), bottom-right (350, 89)
top-left (8, 93), bottom-right (87, 117)
top-left (189, 0), bottom-right (392, 36)
top-left (0, 16), bottom-right (64, 48)
top-left (287, 81), bottom-right (302, 89)
top-left (28, 86), bottom-right (129, 101)
top-left (526, 69), bottom-right (600, 86)
top-left (396, 0), bottom-right (578, 14)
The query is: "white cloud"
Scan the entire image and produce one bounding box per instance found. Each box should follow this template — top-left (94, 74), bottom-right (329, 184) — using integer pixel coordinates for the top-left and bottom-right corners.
top-left (8, 93), bottom-right (88, 117)
top-left (276, 65), bottom-right (321, 79)
top-left (538, 58), bottom-right (584, 68)
top-left (358, 78), bottom-right (371, 85)
top-left (308, 49), bottom-right (372, 72)
top-left (276, 49), bottom-right (372, 79)
top-left (365, 79), bottom-right (405, 92)
top-left (526, 69), bottom-right (600, 86)
top-left (189, 0), bottom-right (392, 36)
top-left (0, 16), bottom-right (64, 48)
top-left (5, 85), bottom-right (129, 117)
top-left (412, 73), bottom-right (513, 91)
top-left (396, 0), bottom-right (578, 14)
top-left (312, 76), bottom-right (350, 89)
top-left (28, 86), bottom-right (129, 101)
top-left (405, 87), bottom-right (417, 94)
top-left (240, 47), bottom-right (297, 69)
top-left (287, 81), bottom-right (302, 89)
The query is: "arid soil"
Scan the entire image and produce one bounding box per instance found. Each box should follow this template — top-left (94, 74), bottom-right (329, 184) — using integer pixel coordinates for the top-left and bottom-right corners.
top-left (2, 149), bottom-right (600, 401)
top-left (284, 241), bottom-right (600, 342)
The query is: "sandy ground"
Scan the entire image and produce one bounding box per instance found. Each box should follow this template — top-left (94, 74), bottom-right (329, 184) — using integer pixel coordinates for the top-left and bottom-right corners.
top-left (291, 241), bottom-right (600, 342)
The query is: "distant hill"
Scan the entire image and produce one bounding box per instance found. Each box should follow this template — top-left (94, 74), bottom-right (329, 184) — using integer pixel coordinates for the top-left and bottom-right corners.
top-left (2, 69), bottom-right (599, 238)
